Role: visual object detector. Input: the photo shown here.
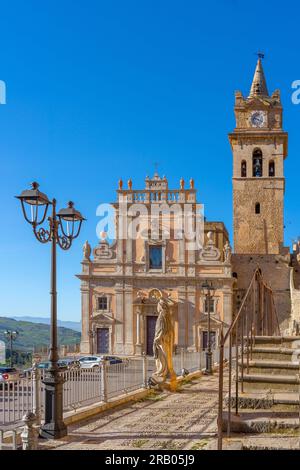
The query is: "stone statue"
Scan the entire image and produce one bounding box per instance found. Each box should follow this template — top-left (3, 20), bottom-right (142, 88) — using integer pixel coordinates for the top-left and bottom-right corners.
top-left (190, 178), bottom-right (194, 190)
top-left (128, 178), bottom-right (132, 190)
top-left (223, 240), bottom-right (232, 263)
top-left (150, 298), bottom-right (177, 391)
top-left (180, 177), bottom-right (185, 190)
top-left (83, 240), bottom-right (91, 261)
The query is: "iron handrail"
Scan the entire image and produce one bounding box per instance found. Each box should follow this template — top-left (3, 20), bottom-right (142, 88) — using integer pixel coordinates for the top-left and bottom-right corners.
top-left (224, 268), bottom-right (280, 344)
top-left (217, 266), bottom-right (280, 450)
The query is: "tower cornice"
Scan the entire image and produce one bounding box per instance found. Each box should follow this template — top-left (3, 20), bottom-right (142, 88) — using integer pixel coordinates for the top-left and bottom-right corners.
top-left (228, 131), bottom-right (288, 158)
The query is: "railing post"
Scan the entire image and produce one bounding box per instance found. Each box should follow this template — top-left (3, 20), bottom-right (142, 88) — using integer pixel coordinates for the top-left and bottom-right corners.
top-left (180, 347), bottom-right (184, 373)
top-left (100, 359), bottom-right (108, 403)
top-left (217, 327), bottom-right (224, 450)
top-left (32, 361), bottom-right (41, 426)
top-left (21, 412), bottom-right (39, 450)
top-left (142, 352), bottom-right (148, 388)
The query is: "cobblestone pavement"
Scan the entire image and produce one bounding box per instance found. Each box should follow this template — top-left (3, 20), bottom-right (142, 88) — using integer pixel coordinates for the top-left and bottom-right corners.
top-left (38, 374), bottom-right (221, 450)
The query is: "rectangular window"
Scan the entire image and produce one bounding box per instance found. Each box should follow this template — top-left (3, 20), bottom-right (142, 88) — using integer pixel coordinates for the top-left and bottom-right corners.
top-left (204, 298), bottom-right (215, 313)
top-left (149, 245), bottom-right (162, 269)
top-left (98, 296), bottom-right (108, 310)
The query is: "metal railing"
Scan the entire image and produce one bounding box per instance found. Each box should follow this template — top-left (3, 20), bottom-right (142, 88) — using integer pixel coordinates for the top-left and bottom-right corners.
top-left (61, 367), bottom-right (103, 411)
top-left (1, 349), bottom-right (226, 432)
top-left (0, 370), bottom-right (40, 426)
top-left (217, 267), bottom-right (280, 450)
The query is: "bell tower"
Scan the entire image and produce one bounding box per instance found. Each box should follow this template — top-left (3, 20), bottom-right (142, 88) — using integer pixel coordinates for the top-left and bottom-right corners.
top-left (230, 57), bottom-right (288, 254)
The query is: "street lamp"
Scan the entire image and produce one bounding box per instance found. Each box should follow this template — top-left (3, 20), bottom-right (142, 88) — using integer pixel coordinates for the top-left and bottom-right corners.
top-left (201, 280), bottom-right (215, 375)
top-left (16, 182), bottom-right (85, 439)
top-left (4, 330), bottom-right (19, 367)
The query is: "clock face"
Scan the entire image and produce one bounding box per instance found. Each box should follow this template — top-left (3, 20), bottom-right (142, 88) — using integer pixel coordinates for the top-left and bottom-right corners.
top-left (251, 111), bottom-right (265, 128)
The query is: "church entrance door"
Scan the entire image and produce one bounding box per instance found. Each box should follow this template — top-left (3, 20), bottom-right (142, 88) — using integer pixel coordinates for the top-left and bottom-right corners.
top-left (97, 327), bottom-right (109, 354)
top-left (146, 315), bottom-right (157, 356)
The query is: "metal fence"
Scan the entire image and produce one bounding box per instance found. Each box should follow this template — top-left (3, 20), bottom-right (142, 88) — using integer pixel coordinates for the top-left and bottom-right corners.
top-left (1, 349), bottom-right (224, 428)
top-left (0, 376), bottom-right (35, 425)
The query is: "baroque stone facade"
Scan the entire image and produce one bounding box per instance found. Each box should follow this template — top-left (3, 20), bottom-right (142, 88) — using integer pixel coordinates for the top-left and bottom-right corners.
top-left (78, 174), bottom-right (234, 356)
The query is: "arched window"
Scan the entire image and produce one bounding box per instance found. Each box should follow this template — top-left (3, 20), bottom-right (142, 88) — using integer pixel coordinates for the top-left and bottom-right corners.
top-left (269, 160), bottom-right (275, 177)
top-left (241, 160), bottom-right (247, 177)
top-left (253, 149), bottom-right (263, 177)
top-left (255, 202), bottom-right (260, 214)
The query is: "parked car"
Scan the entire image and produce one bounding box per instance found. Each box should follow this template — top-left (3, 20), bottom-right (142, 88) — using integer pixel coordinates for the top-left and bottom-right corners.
top-left (58, 358), bottom-right (81, 370)
top-left (0, 367), bottom-right (21, 388)
top-left (78, 355), bottom-right (129, 369)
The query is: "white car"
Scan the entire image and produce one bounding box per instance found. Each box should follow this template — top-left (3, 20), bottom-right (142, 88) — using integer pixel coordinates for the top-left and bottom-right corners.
top-left (78, 356), bottom-right (102, 369)
top-left (78, 355), bottom-right (129, 369)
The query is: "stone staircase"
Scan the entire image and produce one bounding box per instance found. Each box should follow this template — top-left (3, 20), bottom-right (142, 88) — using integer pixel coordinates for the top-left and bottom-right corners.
top-left (242, 336), bottom-right (300, 394)
top-left (224, 336), bottom-right (300, 434)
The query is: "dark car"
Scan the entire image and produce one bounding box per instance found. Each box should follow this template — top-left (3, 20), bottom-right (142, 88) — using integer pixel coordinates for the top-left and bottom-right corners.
top-left (23, 359), bottom-right (77, 376)
top-left (105, 356), bottom-right (129, 365)
top-left (0, 367), bottom-right (21, 389)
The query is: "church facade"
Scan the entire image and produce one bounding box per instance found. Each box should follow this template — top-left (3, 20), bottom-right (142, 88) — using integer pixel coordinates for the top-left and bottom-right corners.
top-left (78, 174), bottom-right (234, 356)
top-left (78, 57), bottom-right (298, 355)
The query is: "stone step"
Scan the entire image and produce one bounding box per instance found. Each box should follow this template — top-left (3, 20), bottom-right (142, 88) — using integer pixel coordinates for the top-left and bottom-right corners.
top-left (252, 336), bottom-right (300, 349)
top-left (222, 409), bottom-right (300, 434)
top-left (240, 360), bottom-right (300, 376)
top-left (250, 347), bottom-right (297, 362)
top-left (240, 373), bottom-right (300, 392)
top-left (225, 391), bottom-right (300, 411)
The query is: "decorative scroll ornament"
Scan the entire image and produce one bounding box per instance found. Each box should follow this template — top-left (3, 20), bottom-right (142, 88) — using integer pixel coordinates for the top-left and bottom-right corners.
top-left (94, 232), bottom-right (113, 260)
top-left (149, 288), bottom-right (162, 302)
top-left (199, 231), bottom-right (221, 261)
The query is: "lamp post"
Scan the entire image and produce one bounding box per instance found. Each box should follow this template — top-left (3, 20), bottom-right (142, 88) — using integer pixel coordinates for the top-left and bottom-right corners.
top-left (201, 280), bottom-right (215, 375)
top-left (4, 330), bottom-right (19, 367)
top-left (88, 329), bottom-right (96, 354)
top-left (16, 182), bottom-right (85, 439)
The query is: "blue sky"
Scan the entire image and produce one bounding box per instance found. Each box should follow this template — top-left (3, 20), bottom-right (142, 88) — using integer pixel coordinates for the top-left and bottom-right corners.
top-left (1, 0), bottom-right (300, 321)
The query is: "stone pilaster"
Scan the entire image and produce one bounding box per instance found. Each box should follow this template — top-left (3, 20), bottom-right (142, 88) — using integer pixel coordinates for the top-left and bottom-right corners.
top-left (124, 286), bottom-right (134, 355)
top-left (222, 285), bottom-right (233, 333)
top-left (187, 287), bottom-right (196, 349)
top-left (115, 284), bottom-right (124, 354)
top-left (177, 287), bottom-right (186, 348)
top-left (80, 262), bottom-right (91, 354)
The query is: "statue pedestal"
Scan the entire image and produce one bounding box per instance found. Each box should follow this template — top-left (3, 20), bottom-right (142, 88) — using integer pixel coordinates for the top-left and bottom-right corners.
top-left (135, 344), bottom-right (143, 355)
top-left (164, 373), bottom-right (178, 392)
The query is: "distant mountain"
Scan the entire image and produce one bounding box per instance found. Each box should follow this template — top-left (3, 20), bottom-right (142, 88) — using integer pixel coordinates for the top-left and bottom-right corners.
top-left (6, 316), bottom-right (81, 332)
top-left (0, 317), bottom-right (81, 352)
